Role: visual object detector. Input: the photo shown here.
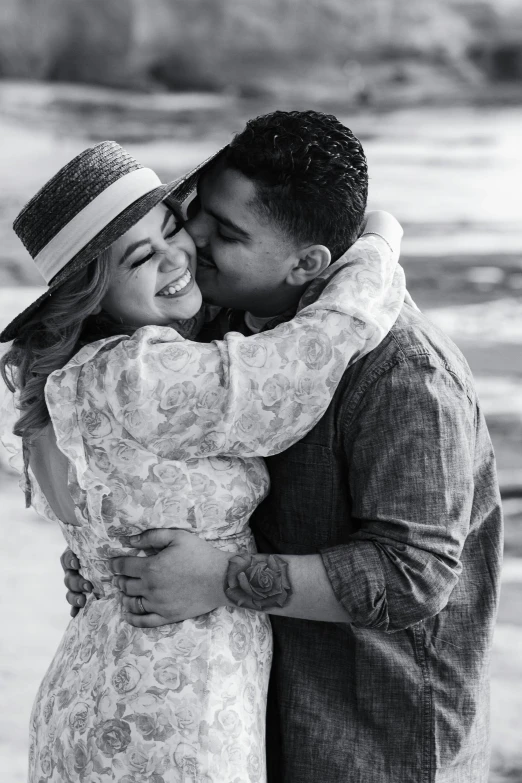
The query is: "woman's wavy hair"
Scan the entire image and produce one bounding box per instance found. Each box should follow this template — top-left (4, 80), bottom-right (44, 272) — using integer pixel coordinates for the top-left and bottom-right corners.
top-left (1, 250), bottom-right (112, 449)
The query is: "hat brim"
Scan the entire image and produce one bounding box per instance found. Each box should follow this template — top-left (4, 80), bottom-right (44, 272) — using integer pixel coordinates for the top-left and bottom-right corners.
top-left (0, 147), bottom-right (227, 343)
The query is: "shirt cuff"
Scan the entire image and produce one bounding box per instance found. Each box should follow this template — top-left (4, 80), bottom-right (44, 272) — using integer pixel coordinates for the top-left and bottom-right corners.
top-left (320, 541), bottom-right (390, 630)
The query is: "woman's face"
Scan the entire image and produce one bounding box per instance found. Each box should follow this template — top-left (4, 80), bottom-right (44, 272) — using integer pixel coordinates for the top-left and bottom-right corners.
top-left (101, 203), bottom-right (202, 326)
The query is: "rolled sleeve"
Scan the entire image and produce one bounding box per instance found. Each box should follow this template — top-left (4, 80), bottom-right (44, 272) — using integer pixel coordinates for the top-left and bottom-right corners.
top-left (321, 355), bottom-right (476, 632)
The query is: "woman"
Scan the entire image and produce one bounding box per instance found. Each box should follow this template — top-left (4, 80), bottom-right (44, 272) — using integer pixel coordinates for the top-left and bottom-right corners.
top-left (0, 141), bottom-right (404, 783)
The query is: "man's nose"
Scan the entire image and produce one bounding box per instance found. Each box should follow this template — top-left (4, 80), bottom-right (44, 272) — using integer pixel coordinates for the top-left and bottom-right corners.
top-left (184, 212), bottom-right (210, 249)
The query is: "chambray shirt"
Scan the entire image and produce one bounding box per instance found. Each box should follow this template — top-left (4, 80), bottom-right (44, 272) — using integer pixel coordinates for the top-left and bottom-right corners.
top-left (248, 301), bottom-right (503, 783)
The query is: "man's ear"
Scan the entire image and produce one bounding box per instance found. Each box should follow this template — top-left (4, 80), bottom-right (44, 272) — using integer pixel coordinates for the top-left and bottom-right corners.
top-left (286, 245), bottom-right (331, 287)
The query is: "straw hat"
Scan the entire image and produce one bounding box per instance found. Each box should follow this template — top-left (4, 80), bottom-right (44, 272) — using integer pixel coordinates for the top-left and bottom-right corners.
top-left (0, 140), bottom-right (225, 343)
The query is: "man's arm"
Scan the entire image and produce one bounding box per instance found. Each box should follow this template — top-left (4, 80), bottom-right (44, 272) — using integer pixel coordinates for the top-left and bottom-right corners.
top-left (110, 531), bottom-right (350, 626)
top-left (111, 357), bottom-right (476, 629)
top-left (319, 357), bottom-right (476, 631)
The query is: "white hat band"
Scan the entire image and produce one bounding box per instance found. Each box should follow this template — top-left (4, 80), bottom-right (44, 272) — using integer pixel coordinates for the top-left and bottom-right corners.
top-left (34, 167), bottom-right (163, 283)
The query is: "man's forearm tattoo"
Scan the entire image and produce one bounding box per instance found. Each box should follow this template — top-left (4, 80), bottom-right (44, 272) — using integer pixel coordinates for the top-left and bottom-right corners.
top-left (225, 553), bottom-right (292, 611)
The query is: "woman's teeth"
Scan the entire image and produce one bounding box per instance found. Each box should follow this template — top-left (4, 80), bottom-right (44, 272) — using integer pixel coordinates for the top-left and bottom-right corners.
top-left (157, 270), bottom-right (192, 296)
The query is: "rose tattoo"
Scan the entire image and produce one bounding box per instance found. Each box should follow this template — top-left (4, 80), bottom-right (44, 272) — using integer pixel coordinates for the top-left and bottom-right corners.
top-left (225, 554), bottom-right (292, 611)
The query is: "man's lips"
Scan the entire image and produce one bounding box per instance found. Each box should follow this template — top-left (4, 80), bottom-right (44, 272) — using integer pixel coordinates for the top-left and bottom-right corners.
top-left (197, 253), bottom-right (216, 270)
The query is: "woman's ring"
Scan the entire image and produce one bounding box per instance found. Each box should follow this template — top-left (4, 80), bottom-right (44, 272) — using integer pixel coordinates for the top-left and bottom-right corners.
top-left (136, 597), bottom-right (146, 615)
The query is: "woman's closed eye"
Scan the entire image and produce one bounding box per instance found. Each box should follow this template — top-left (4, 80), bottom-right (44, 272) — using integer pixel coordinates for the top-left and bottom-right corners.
top-left (130, 253), bottom-right (154, 269)
top-left (130, 224), bottom-right (183, 269)
top-left (165, 223), bottom-right (183, 241)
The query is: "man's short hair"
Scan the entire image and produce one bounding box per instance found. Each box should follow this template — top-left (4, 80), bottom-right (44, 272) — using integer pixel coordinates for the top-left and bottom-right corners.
top-left (225, 110), bottom-right (368, 261)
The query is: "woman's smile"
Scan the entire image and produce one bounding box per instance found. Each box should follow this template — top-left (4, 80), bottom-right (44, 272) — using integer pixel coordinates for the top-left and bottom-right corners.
top-left (101, 204), bottom-right (203, 325)
top-left (156, 265), bottom-right (195, 298)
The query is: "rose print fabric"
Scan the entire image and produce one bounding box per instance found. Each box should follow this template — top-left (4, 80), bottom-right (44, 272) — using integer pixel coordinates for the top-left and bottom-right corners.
top-left (1, 217), bottom-right (404, 783)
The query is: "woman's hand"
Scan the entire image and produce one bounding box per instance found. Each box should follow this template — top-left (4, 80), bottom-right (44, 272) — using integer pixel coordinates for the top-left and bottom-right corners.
top-left (60, 548), bottom-right (93, 617)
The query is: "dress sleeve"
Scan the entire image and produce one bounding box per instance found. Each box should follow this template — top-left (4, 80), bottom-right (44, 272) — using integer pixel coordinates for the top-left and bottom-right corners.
top-left (96, 212), bottom-right (405, 459)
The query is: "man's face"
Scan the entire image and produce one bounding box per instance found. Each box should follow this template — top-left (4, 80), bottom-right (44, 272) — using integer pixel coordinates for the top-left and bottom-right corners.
top-left (184, 161), bottom-right (302, 315)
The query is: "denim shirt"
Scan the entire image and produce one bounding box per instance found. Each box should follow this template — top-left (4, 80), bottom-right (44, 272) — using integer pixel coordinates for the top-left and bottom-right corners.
top-left (249, 301), bottom-right (503, 783)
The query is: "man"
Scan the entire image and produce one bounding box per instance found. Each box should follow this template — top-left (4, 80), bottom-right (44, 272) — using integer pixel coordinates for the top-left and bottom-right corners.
top-left (63, 110), bottom-right (503, 782)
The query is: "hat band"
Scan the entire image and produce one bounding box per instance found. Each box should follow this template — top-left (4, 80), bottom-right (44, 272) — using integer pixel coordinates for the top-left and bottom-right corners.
top-left (34, 168), bottom-right (163, 283)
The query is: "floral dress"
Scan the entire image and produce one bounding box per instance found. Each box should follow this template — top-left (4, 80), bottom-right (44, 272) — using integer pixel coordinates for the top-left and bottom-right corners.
top-left (1, 222), bottom-right (404, 783)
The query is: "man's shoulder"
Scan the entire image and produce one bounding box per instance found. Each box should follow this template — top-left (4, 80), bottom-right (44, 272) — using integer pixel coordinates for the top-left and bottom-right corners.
top-left (340, 301), bottom-right (475, 401)
top-left (390, 301), bottom-right (468, 365)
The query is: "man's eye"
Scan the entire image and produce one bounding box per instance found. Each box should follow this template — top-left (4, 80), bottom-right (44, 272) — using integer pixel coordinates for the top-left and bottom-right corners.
top-left (217, 229), bottom-right (237, 244)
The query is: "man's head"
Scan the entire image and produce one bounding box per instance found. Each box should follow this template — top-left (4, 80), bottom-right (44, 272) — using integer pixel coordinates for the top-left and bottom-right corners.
top-left (186, 110), bottom-right (368, 315)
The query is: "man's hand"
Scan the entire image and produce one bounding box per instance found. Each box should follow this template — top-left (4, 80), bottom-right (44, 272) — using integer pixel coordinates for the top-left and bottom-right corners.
top-left (60, 548), bottom-right (93, 617)
top-left (110, 529), bottom-right (230, 627)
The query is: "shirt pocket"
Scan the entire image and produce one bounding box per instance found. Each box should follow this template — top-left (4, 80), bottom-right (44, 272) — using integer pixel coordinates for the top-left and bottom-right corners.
top-left (265, 442), bottom-right (337, 551)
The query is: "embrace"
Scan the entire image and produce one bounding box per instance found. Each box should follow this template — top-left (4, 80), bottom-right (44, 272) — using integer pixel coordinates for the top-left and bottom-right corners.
top-left (1, 111), bottom-right (502, 783)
